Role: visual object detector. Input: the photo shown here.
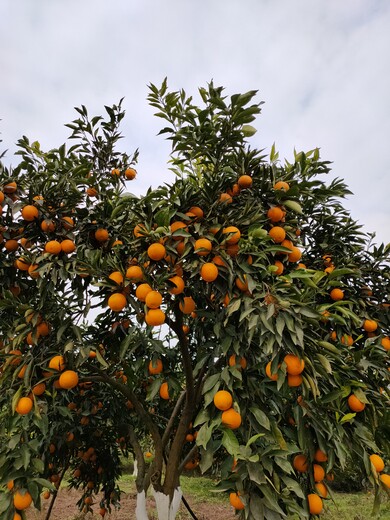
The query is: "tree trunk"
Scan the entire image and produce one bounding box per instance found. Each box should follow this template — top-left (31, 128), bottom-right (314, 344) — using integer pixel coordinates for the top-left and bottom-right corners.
top-left (135, 490), bottom-right (149, 520)
top-left (152, 487), bottom-right (183, 520)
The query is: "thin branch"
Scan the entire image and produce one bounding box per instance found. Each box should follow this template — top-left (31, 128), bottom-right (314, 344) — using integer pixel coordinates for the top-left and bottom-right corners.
top-left (87, 370), bottom-right (164, 487)
top-left (178, 444), bottom-right (199, 474)
top-left (127, 424), bottom-right (146, 493)
top-left (162, 390), bottom-right (186, 449)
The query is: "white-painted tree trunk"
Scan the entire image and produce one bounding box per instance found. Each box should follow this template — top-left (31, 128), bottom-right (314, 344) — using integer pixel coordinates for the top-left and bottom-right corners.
top-left (135, 491), bottom-right (148, 520)
top-left (132, 458), bottom-right (138, 477)
top-left (152, 487), bottom-right (183, 520)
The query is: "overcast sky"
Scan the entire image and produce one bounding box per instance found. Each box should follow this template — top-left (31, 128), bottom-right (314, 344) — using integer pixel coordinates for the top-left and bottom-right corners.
top-left (1, 0), bottom-right (389, 244)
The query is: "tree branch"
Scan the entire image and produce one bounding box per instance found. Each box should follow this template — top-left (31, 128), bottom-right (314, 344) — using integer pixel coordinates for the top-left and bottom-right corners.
top-left (162, 390), bottom-right (186, 449)
top-left (87, 370), bottom-right (164, 489)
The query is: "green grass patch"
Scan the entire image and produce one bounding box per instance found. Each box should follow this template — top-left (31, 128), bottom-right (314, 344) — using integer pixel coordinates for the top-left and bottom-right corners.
top-left (321, 491), bottom-right (390, 520)
top-left (117, 475), bottom-right (390, 519)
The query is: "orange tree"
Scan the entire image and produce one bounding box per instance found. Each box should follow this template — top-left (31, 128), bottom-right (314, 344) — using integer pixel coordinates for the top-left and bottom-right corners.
top-left (0, 81), bottom-right (389, 520)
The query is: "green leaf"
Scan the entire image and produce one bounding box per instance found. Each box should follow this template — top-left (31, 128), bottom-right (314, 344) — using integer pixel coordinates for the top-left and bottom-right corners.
top-left (20, 444), bottom-right (31, 470)
top-left (202, 373), bottom-right (220, 394)
top-left (246, 433), bottom-right (265, 447)
top-left (339, 413), bottom-right (356, 424)
top-left (242, 124), bottom-right (257, 137)
top-left (316, 353), bottom-right (332, 374)
top-left (248, 462), bottom-right (266, 485)
top-left (284, 200), bottom-right (303, 214)
top-left (221, 429), bottom-right (239, 455)
top-left (193, 408), bottom-right (210, 428)
top-left (0, 492), bottom-right (12, 514)
top-left (250, 407), bottom-right (271, 430)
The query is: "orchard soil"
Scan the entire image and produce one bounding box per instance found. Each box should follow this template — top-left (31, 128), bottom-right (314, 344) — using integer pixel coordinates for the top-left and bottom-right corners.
top-left (26, 488), bottom-right (236, 520)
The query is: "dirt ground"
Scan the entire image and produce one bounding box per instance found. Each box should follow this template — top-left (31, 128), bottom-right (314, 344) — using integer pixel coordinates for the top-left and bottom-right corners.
top-left (26, 488), bottom-right (237, 520)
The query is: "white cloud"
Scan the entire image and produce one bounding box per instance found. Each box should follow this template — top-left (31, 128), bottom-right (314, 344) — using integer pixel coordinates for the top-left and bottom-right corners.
top-left (1, 0), bottom-right (389, 244)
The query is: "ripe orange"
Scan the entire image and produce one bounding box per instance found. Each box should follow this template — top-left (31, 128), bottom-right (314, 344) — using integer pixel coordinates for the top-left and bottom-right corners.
top-left (200, 262), bottom-right (219, 282)
top-left (21, 205), bottom-right (39, 221)
top-left (188, 206), bottom-right (204, 218)
top-left (109, 271), bottom-right (124, 285)
top-left (45, 240), bottom-right (62, 254)
top-left (5, 239), bottom-right (19, 252)
top-left (314, 449), bottom-right (328, 463)
top-left (18, 365), bottom-right (27, 379)
top-left (313, 464), bottom-right (325, 482)
top-left (273, 260), bottom-right (284, 276)
top-left (15, 258), bottom-right (30, 271)
top-left (168, 275), bottom-right (185, 295)
top-left (15, 396), bottom-right (33, 415)
top-left (170, 221), bottom-right (187, 238)
top-left (111, 168), bottom-right (121, 176)
top-left (145, 290), bottom-right (163, 309)
top-left (134, 223), bottom-right (146, 237)
top-left (280, 239), bottom-right (294, 252)
top-left (213, 390), bottom-right (233, 411)
top-left (145, 309), bottom-right (165, 326)
top-left (370, 454), bottom-right (385, 472)
top-left (229, 492), bottom-right (244, 510)
top-left (135, 283), bottom-right (153, 301)
top-left (238, 174), bottom-right (252, 188)
top-left (61, 239), bottom-right (76, 254)
top-left (315, 482), bottom-right (328, 498)
top-left (14, 513), bottom-right (22, 520)
top-left (330, 288), bottom-right (344, 301)
top-left (268, 226), bottom-right (286, 243)
top-left (381, 337), bottom-right (390, 350)
top-left (274, 181), bottom-right (290, 191)
top-left (219, 192), bottom-right (233, 204)
top-left (267, 206), bottom-right (284, 223)
top-left (340, 334), bottom-right (353, 347)
top-left (61, 216), bottom-right (74, 230)
top-left (228, 355), bottom-right (247, 369)
top-left (86, 187), bottom-right (98, 197)
top-left (348, 394), bottom-right (365, 412)
top-left (13, 490), bottom-right (33, 510)
top-left (363, 319), bottom-right (378, 332)
top-left (235, 275), bottom-right (248, 292)
top-left (380, 474), bottom-right (390, 488)
top-left (49, 355), bottom-right (66, 371)
top-left (7, 480), bottom-right (14, 490)
top-left (307, 494), bottom-right (323, 515)
top-left (108, 293), bottom-right (127, 312)
top-left (265, 361), bottom-right (278, 381)
top-left (284, 354), bottom-right (305, 375)
top-left (148, 359), bottom-right (163, 375)
top-left (95, 228), bottom-right (109, 242)
top-left (159, 381), bottom-right (169, 399)
top-left (147, 243), bottom-right (166, 261)
top-left (125, 168), bottom-right (137, 180)
top-left (125, 265), bottom-right (144, 281)
top-left (32, 382), bottom-right (46, 396)
top-left (4, 181), bottom-right (17, 193)
top-left (179, 296), bottom-right (196, 314)
top-left (0, 191), bottom-right (4, 203)
top-left (28, 264), bottom-right (40, 278)
top-left (221, 408), bottom-right (242, 429)
top-left (288, 246), bottom-right (302, 263)
top-left (222, 226), bottom-right (241, 244)
top-left (194, 238), bottom-right (212, 256)
top-left (293, 454), bottom-right (308, 473)
top-left (59, 370), bottom-right (79, 389)
top-left (287, 374), bottom-right (302, 387)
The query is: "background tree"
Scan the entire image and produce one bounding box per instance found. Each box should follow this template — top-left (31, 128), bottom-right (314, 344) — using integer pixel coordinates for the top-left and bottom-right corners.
top-left (0, 81), bottom-right (389, 520)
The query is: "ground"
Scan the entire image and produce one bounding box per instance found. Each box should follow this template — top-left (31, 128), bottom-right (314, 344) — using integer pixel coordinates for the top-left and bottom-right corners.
top-left (26, 488), bottom-right (236, 520)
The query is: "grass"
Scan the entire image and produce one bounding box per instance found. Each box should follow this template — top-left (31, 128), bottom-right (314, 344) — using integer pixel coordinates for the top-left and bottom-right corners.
top-left (118, 475), bottom-right (390, 519)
